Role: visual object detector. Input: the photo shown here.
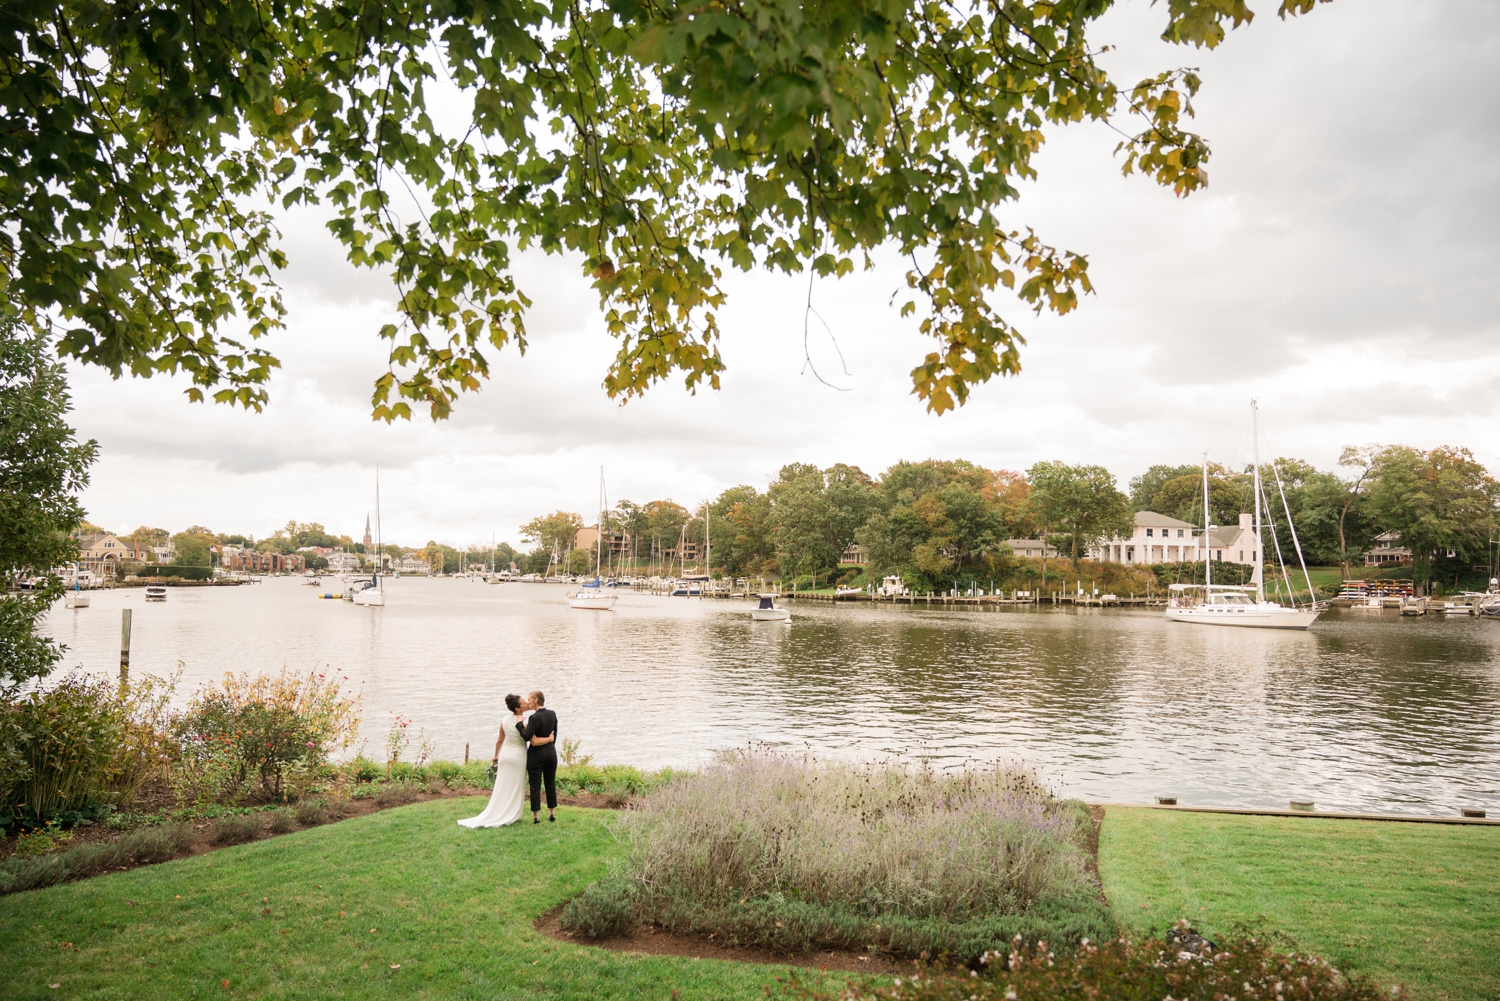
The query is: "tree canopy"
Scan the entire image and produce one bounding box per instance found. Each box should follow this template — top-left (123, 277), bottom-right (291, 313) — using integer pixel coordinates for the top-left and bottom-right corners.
top-left (1025, 460), bottom-right (1131, 567)
top-left (3, 0), bottom-right (1328, 418)
top-left (0, 316), bottom-right (97, 691)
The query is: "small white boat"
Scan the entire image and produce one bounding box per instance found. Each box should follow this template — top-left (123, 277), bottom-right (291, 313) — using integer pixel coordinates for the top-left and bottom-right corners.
top-left (144, 585), bottom-right (168, 601)
top-left (353, 584), bottom-right (385, 606)
top-left (65, 591), bottom-right (90, 608)
top-left (1166, 585), bottom-right (1319, 629)
top-left (749, 595), bottom-right (790, 621)
top-left (303, 577), bottom-right (321, 587)
top-left (566, 578), bottom-right (617, 610)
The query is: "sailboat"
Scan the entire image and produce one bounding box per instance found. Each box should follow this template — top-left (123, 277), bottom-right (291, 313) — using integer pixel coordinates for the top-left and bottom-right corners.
top-left (567, 468), bottom-right (618, 610)
top-left (1165, 401), bottom-right (1323, 630)
top-left (64, 562), bottom-right (90, 608)
top-left (353, 470), bottom-right (386, 606)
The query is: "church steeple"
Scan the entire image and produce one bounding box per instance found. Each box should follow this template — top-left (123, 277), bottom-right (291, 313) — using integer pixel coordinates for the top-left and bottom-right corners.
top-left (363, 514), bottom-right (372, 547)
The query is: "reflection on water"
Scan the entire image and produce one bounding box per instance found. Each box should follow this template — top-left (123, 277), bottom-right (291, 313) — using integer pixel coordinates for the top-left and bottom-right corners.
top-left (41, 578), bottom-right (1500, 814)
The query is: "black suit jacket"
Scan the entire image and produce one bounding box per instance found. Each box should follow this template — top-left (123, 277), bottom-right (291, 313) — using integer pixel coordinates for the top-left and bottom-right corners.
top-left (518, 708), bottom-right (558, 764)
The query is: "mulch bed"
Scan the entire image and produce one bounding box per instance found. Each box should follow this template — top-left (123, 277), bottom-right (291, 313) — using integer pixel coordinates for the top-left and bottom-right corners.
top-left (536, 805), bottom-right (1111, 974)
top-left (536, 907), bottom-right (915, 976)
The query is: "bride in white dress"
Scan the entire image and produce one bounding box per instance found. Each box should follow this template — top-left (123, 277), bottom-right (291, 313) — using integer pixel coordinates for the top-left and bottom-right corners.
top-left (457, 694), bottom-right (529, 828)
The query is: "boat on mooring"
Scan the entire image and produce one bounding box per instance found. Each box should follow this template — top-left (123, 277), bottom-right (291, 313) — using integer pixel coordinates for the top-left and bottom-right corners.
top-left (749, 595), bottom-right (790, 621)
top-left (144, 585), bottom-right (168, 602)
top-left (1166, 400), bottom-right (1323, 631)
top-left (566, 468), bottom-right (618, 610)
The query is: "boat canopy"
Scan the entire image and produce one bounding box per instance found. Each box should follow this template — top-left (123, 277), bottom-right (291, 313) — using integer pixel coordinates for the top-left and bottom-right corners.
top-left (1169, 583), bottom-right (1257, 591)
top-left (757, 596), bottom-right (775, 610)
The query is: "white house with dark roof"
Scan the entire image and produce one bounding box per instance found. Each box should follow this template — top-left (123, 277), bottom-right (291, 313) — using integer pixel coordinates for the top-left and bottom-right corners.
top-left (1088, 511), bottom-right (1259, 566)
top-left (1004, 538), bottom-right (1061, 559)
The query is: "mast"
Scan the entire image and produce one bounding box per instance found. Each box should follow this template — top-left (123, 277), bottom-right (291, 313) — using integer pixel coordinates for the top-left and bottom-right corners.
top-left (1251, 399), bottom-right (1264, 603)
top-left (1201, 453), bottom-right (1212, 590)
top-left (374, 466), bottom-right (382, 590)
top-left (705, 501), bottom-right (711, 579)
top-left (596, 466), bottom-right (605, 580)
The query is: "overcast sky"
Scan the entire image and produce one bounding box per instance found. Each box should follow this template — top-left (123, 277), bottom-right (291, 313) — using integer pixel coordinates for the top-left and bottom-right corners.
top-left (71, 0), bottom-right (1500, 550)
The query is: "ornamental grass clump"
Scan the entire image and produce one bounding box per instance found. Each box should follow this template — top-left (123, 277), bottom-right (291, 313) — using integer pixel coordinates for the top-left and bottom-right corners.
top-left (562, 752), bottom-right (1111, 960)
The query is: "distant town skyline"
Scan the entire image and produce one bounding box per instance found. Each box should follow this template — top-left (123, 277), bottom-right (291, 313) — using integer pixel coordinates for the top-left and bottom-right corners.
top-left (69, 0), bottom-right (1500, 551)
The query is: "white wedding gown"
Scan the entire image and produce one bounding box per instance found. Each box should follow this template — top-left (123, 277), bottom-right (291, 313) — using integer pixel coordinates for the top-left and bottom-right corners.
top-left (457, 714), bottom-right (526, 828)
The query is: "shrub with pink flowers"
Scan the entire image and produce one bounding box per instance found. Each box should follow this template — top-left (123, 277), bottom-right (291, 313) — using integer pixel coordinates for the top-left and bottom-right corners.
top-left (175, 670), bottom-right (360, 799)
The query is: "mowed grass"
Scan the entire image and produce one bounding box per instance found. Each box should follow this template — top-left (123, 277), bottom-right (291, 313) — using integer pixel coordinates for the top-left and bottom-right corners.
top-left (1099, 807), bottom-right (1500, 1001)
top-left (0, 799), bottom-right (786, 1001)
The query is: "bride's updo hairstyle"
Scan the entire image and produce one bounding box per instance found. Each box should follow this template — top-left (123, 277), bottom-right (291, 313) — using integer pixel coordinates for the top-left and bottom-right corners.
top-left (505, 694), bottom-right (522, 713)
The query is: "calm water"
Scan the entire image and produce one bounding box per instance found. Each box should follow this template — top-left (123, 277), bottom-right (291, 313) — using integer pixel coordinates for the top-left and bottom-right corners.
top-left (40, 578), bottom-right (1500, 815)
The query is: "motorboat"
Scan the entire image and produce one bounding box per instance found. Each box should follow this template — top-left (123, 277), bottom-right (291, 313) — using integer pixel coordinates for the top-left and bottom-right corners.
top-left (749, 595), bottom-right (790, 621)
top-left (145, 585), bottom-right (168, 601)
top-left (1166, 584), bottom-right (1320, 629)
top-left (834, 586), bottom-right (863, 599)
top-left (303, 577), bottom-right (321, 587)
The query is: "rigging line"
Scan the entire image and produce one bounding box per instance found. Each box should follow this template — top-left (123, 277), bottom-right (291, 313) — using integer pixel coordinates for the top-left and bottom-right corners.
top-left (1258, 464), bottom-right (1297, 606)
top-left (800, 264), bottom-right (853, 392)
top-left (1261, 426), bottom-right (1318, 606)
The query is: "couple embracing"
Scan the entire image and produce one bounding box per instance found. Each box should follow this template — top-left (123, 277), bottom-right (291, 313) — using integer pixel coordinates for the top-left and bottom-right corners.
top-left (457, 691), bottom-right (559, 828)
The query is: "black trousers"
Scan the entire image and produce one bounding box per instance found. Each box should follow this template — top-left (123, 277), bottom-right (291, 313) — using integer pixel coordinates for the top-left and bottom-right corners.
top-left (528, 746), bottom-right (557, 812)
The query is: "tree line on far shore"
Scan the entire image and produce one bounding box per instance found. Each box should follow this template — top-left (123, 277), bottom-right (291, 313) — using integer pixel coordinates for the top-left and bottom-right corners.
top-left (519, 449), bottom-right (1499, 592)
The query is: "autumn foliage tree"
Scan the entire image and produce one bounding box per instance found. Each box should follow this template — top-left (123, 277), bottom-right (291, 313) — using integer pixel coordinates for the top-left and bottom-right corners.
top-left (2, 0), bottom-right (1329, 418)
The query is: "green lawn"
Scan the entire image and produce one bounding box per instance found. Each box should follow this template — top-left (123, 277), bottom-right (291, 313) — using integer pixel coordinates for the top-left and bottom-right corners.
top-left (1099, 807), bottom-right (1500, 1001)
top-left (6, 799), bottom-right (1497, 1000)
top-left (0, 799), bottom-right (783, 1001)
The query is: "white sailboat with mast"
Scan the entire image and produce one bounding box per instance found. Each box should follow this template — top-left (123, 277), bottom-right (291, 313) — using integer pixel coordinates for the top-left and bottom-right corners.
top-left (353, 468), bottom-right (386, 606)
top-left (567, 468), bottom-right (618, 610)
top-left (1165, 400), bottom-right (1322, 630)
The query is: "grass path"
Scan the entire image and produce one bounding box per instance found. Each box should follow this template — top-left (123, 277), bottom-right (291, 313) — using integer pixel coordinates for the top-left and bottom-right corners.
top-left (0, 798), bottom-right (778, 1001)
top-left (1098, 807), bottom-right (1500, 1001)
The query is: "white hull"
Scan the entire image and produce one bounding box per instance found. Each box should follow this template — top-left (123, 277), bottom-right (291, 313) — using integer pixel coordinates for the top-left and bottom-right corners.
top-left (1166, 605), bottom-right (1320, 630)
top-left (567, 592), bottom-right (617, 610)
top-left (65, 593), bottom-right (90, 608)
top-left (749, 607), bottom-right (790, 621)
top-left (353, 589), bottom-right (385, 606)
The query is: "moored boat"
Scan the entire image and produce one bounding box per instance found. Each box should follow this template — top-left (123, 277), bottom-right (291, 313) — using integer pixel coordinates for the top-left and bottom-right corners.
top-left (1166, 585), bottom-right (1320, 629)
top-left (749, 595), bottom-right (790, 621)
top-left (144, 585), bottom-right (168, 601)
top-left (1165, 400), bottom-right (1322, 632)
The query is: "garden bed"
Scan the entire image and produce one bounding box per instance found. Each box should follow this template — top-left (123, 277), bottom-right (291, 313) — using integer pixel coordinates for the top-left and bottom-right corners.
top-left (544, 801), bottom-right (1111, 972)
top-left (557, 753), bottom-right (1116, 967)
top-left (1, 779), bottom-right (637, 892)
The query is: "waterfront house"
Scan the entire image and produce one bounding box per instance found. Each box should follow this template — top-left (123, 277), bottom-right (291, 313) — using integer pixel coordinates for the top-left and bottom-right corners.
top-left (1088, 511), bottom-right (1259, 566)
top-left (324, 550), bottom-right (361, 572)
top-left (392, 555), bottom-right (429, 574)
top-left (1004, 538), bottom-right (1060, 560)
top-left (1364, 531), bottom-right (1412, 566)
top-left (76, 533), bottom-right (141, 575)
top-left (841, 544), bottom-right (868, 565)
